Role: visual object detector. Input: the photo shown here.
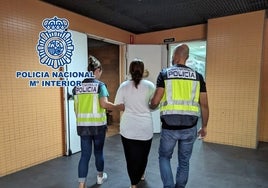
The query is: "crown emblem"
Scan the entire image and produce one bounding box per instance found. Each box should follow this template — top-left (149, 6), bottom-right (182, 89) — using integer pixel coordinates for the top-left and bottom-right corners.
top-left (42, 16), bottom-right (69, 31)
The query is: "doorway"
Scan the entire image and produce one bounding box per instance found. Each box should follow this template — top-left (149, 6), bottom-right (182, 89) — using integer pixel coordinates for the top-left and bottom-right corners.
top-left (87, 38), bottom-right (120, 137)
top-left (64, 32), bottom-right (121, 156)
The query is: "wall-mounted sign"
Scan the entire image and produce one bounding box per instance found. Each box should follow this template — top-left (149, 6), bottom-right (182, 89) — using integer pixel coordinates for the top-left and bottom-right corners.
top-left (15, 16), bottom-right (93, 88)
top-left (163, 38), bottom-right (175, 43)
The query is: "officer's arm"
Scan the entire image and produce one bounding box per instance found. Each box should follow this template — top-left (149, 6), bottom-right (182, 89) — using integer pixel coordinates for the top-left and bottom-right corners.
top-left (99, 97), bottom-right (124, 111)
top-left (198, 92), bottom-right (209, 139)
top-left (149, 87), bottom-right (164, 109)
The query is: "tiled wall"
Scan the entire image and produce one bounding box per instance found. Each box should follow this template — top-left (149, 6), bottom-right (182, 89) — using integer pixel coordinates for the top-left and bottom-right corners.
top-left (0, 0), bottom-right (65, 176)
top-left (135, 24), bottom-right (206, 44)
top-left (259, 19), bottom-right (268, 142)
top-left (205, 11), bottom-right (265, 148)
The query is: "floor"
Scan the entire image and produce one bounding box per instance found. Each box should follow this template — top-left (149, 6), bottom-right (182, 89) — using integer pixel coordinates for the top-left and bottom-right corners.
top-left (1, 125), bottom-right (268, 188)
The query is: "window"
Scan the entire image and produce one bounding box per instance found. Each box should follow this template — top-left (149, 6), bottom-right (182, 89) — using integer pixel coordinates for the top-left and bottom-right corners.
top-left (169, 41), bottom-right (206, 79)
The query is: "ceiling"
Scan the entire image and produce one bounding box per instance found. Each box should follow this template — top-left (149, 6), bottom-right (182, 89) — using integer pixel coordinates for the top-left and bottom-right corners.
top-left (41, 0), bottom-right (267, 62)
top-left (42, 0), bottom-right (268, 34)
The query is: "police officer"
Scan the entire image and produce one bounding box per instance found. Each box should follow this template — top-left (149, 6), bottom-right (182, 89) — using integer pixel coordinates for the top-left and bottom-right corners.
top-left (73, 55), bottom-right (123, 188)
top-left (150, 44), bottom-right (209, 188)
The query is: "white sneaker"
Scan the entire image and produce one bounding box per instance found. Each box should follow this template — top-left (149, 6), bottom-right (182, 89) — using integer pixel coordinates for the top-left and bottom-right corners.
top-left (97, 172), bottom-right (108, 184)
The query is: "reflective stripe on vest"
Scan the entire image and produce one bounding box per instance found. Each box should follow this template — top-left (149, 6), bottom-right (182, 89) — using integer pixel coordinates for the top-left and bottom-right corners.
top-left (74, 83), bottom-right (107, 126)
top-left (160, 79), bottom-right (200, 116)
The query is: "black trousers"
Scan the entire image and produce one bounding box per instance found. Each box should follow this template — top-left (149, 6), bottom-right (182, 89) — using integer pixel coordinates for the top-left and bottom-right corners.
top-left (121, 135), bottom-right (152, 185)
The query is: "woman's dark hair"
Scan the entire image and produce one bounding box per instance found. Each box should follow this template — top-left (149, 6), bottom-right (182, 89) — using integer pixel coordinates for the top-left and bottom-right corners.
top-left (88, 55), bottom-right (102, 72)
top-left (129, 59), bottom-right (144, 89)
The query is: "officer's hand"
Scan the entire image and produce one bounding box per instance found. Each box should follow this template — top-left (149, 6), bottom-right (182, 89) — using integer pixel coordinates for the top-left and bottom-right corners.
top-left (197, 127), bottom-right (207, 140)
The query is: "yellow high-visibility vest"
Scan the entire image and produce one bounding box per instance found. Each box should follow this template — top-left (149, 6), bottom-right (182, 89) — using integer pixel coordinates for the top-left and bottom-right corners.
top-left (74, 82), bottom-right (106, 126)
top-left (160, 66), bottom-right (200, 117)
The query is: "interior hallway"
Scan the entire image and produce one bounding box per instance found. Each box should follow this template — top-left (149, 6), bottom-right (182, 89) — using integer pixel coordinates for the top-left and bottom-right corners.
top-left (0, 125), bottom-right (268, 188)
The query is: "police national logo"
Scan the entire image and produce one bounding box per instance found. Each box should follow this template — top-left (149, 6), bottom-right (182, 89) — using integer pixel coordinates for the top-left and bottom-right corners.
top-left (36, 16), bottom-right (74, 69)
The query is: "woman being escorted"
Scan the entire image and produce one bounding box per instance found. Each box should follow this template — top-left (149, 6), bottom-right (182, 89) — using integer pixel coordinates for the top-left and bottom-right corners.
top-left (115, 60), bottom-right (155, 188)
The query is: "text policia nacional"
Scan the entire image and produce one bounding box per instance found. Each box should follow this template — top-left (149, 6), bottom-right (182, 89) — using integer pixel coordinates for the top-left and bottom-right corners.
top-left (16, 71), bottom-right (94, 87)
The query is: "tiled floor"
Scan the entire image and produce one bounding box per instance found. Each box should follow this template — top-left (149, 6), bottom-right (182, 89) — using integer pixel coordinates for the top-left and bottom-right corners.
top-left (0, 133), bottom-right (268, 188)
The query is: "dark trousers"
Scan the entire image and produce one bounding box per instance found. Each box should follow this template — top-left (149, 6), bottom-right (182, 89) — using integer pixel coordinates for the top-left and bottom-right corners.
top-left (121, 135), bottom-right (152, 185)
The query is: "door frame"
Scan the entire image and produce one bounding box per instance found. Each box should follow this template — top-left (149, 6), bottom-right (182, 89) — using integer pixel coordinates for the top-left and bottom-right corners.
top-left (63, 33), bottom-right (125, 155)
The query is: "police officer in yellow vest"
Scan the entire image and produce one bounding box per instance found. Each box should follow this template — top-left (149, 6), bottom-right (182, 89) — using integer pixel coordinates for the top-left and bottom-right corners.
top-left (150, 44), bottom-right (209, 188)
top-left (73, 55), bottom-right (123, 188)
